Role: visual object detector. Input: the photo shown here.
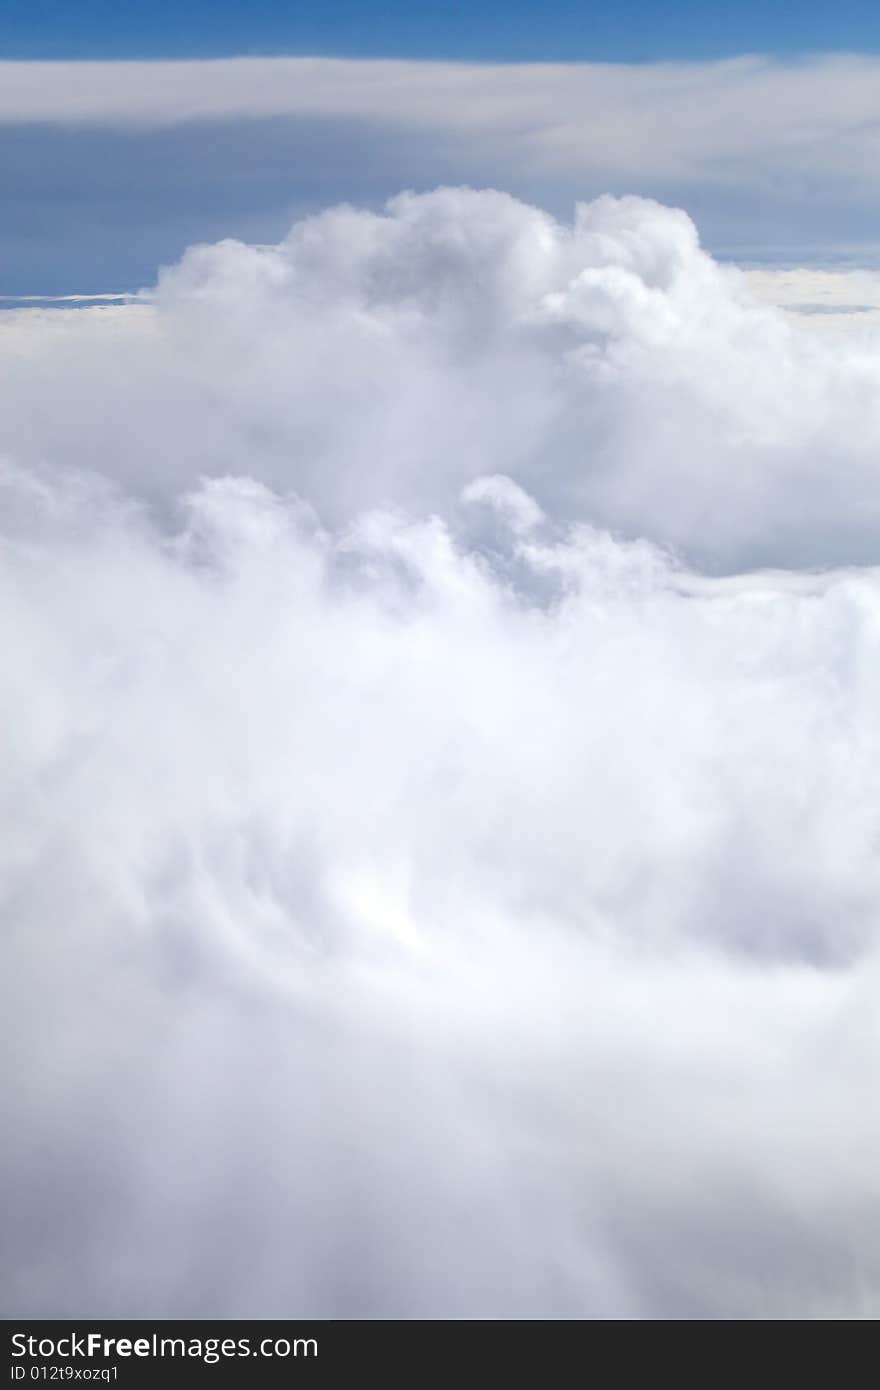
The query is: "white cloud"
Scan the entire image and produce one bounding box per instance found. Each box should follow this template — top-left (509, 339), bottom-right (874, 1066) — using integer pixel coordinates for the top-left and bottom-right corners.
top-left (3, 189), bottom-right (880, 1319)
top-left (4, 188), bottom-right (880, 568)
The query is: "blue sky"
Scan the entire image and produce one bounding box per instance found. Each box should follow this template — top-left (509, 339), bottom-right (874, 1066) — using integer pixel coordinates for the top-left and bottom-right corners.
top-left (3, 0), bottom-right (880, 62)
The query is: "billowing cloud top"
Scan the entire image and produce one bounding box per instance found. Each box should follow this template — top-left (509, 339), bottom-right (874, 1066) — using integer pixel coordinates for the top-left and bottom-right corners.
top-left (5, 188), bottom-right (880, 568)
top-left (3, 190), bottom-right (880, 1319)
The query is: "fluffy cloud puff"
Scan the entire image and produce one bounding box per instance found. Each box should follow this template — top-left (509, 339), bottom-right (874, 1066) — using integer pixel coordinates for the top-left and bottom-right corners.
top-left (4, 188), bottom-right (880, 570)
top-left (2, 190), bottom-right (880, 1319)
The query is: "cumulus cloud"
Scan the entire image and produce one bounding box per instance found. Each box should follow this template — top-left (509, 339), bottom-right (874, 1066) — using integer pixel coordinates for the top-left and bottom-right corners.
top-left (3, 189), bottom-right (880, 1319)
top-left (5, 188), bottom-right (880, 568)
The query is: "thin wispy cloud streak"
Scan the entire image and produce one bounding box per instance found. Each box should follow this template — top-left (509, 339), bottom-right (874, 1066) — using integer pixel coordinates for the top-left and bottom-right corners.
top-left (6, 54), bottom-right (880, 200)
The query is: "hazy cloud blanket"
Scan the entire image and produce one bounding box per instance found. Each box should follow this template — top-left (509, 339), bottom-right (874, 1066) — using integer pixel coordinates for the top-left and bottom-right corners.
top-left (3, 190), bottom-right (880, 1319)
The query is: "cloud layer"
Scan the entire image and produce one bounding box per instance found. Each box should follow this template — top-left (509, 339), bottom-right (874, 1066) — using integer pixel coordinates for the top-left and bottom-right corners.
top-left (4, 54), bottom-right (880, 190)
top-left (3, 190), bottom-right (880, 1319)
